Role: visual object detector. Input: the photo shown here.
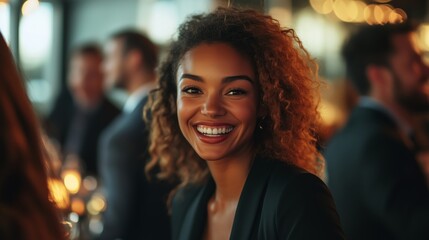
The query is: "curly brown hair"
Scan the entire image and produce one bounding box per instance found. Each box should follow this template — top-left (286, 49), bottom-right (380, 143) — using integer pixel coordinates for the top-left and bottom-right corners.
top-left (146, 7), bottom-right (323, 191)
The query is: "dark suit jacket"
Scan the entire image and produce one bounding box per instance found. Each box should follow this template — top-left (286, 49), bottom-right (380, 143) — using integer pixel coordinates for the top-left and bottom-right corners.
top-left (325, 106), bottom-right (429, 240)
top-left (172, 156), bottom-right (345, 240)
top-left (98, 96), bottom-right (172, 240)
top-left (45, 95), bottom-right (120, 176)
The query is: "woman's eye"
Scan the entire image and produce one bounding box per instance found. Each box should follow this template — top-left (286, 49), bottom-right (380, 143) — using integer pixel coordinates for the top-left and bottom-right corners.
top-left (226, 89), bottom-right (247, 95)
top-left (182, 87), bottom-right (202, 94)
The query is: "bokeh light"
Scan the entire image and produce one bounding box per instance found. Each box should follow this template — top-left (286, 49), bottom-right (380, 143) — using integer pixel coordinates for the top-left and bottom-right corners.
top-left (62, 170), bottom-right (81, 194)
top-left (87, 193), bottom-right (107, 215)
top-left (310, 0), bottom-right (334, 15)
top-left (21, 0), bottom-right (39, 16)
top-left (388, 8), bottom-right (407, 24)
top-left (310, 0), bottom-right (407, 25)
top-left (71, 198), bottom-right (85, 215)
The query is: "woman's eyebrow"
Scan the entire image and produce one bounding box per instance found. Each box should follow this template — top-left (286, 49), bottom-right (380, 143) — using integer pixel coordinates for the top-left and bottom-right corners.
top-left (179, 73), bottom-right (203, 82)
top-left (223, 75), bottom-right (254, 83)
top-left (179, 74), bottom-right (254, 83)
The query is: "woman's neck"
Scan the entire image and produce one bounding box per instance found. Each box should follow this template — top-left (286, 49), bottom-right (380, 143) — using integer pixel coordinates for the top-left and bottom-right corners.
top-left (206, 152), bottom-right (254, 203)
top-left (203, 151), bottom-right (255, 240)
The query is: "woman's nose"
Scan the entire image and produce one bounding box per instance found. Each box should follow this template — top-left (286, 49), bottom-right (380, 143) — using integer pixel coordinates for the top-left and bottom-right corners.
top-left (201, 94), bottom-right (226, 117)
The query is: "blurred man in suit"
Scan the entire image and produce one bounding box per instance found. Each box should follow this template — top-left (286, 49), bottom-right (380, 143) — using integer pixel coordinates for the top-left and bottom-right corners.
top-left (98, 30), bottom-right (172, 240)
top-left (46, 43), bottom-right (120, 177)
top-left (325, 22), bottom-right (429, 240)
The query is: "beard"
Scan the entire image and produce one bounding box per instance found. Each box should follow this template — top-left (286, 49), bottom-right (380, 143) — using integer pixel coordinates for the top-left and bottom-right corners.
top-left (392, 70), bottom-right (429, 114)
top-left (113, 76), bottom-right (126, 89)
top-left (111, 69), bottom-right (128, 90)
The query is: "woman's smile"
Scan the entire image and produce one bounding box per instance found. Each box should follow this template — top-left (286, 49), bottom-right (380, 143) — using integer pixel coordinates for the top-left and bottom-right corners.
top-left (194, 123), bottom-right (235, 144)
top-left (196, 125), bottom-right (234, 136)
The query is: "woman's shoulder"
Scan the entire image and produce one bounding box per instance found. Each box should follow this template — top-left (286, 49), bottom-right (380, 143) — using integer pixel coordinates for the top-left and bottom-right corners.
top-left (262, 158), bottom-right (329, 202)
top-left (260, 160), bottom-right (345, 239)
top-left (267, 159), bottom-right (323, 185)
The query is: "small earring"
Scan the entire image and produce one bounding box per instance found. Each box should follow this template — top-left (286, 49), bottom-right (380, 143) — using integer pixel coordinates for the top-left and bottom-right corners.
top-left (258, 116), bottom-right (266, 130)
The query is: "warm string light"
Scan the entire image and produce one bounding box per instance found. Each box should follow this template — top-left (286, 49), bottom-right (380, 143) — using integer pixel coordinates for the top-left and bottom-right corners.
top-left (309, 0), bottom-right (406, 25)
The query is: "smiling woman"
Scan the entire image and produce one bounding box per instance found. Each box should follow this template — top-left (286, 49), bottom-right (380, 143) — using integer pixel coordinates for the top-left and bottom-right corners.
top-left (146, 7), bottom-right (345, 240)
top-left (177, 43), bottom-right (258, 162)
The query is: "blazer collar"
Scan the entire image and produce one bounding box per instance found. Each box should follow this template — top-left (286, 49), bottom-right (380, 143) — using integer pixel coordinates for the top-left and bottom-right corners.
top-left (230, 156), bottom-right (274, 239)
top-left (178, 178), bottom-right (214, 240)
top-left (179, 156), bottom-right (274, 240)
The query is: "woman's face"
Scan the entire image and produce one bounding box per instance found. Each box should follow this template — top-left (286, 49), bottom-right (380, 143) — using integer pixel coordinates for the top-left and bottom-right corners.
top-left (176, 43), bottom-right (259, 162)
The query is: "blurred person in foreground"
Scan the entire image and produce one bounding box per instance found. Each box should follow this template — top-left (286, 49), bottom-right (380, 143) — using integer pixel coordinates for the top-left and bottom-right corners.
top-left (325, 22), bottom-right (429, 240)
top-left (146, 7), bottom-right (345, 240)
top-left (0, 33), bottom-right (66, 239)
top-left (98, 30), bottom-right (172, 240)
top-left (45, 43), bottom-right (120, 177)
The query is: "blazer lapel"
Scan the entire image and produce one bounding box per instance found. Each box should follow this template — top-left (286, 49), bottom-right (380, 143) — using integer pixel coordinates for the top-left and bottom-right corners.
top-left (230, 157), bottom-right (274, 240)
top-left (179, 178), bottom-right (215, 240)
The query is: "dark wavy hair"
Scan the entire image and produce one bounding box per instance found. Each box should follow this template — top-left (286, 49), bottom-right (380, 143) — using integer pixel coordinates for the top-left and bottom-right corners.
top-left (146, 7), bottom-right (322, 192)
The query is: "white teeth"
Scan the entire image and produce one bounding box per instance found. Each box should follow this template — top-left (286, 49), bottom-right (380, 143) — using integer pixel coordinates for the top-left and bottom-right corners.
top-left (196, 125), bottom-right (234, 136)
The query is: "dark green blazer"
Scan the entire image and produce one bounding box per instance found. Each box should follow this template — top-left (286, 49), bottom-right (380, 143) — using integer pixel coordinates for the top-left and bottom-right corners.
top-left (172, 157), bottom-right (345, 240)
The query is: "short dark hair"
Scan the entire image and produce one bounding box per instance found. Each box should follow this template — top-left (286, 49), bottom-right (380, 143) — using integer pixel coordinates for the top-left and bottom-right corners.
top-left (110, 30), bottom-right (159, 73)
top-left (71, 42), bottom-right (103, 59)
top-left (342, 22), bottom-right (417, 95)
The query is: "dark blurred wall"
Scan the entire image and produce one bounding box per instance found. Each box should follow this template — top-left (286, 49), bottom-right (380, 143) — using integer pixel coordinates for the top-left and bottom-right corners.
top-left (392, 0), bottom-right (427, 20)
